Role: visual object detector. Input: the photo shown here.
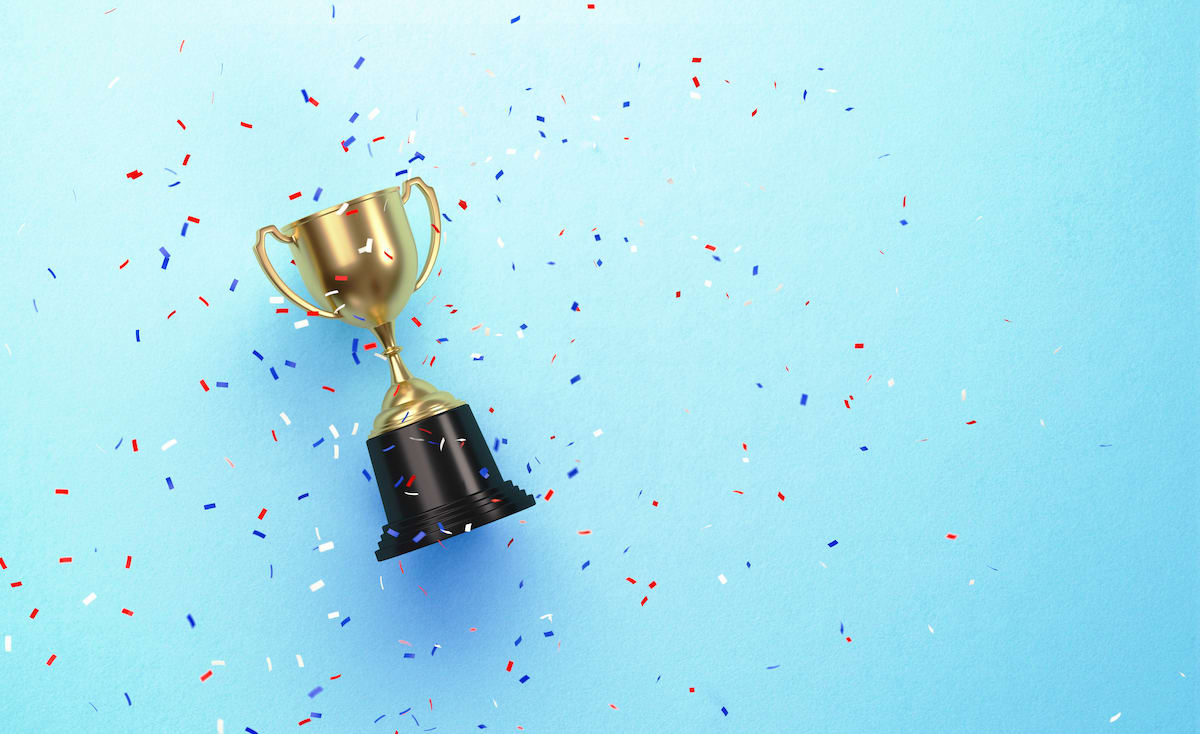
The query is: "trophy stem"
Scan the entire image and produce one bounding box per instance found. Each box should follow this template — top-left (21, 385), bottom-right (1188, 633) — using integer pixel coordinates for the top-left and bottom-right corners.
top-left (372, 322), bottom-right (414, 384)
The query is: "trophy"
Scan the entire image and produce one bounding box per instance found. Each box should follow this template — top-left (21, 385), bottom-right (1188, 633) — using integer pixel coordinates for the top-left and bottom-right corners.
top-left (253, 178), bottom-right (535, 560)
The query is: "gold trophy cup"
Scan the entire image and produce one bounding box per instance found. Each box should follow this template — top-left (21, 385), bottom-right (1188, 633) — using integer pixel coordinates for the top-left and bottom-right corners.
top-left (253, 178), bottom-right (535, 559)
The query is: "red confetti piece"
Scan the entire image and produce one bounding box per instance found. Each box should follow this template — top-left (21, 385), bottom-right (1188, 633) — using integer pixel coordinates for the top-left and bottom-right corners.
top-left (777, 492), bottom-right (786, 501)
top-left (271, 430), bottom-right (277, 442)
top-left (363, 342), bottom-right (378, 350)
top-left (309, 97), bottom-right (319, 106)
top-left (187, 216), bottom-right (200, 223)
top-left (131, 439), bottom-right (139, 452)
top-left (275, 308), bottom-right (288, 314)
top-left (846, 637), bottom-right (852, 642)
top-left (288, 191), bottom-right (302, 200)
top-left (458, 200), bottom-right (468, 210)
top-left (58, 557), bottom-right (71, 564)
top-left (55, 488), bottom-right (68, 495)
top-left (125, 556), bottom-right (131, 569)
top-left (383, 250), bottom-right (393, 259)
top-left (506, 538), bottom-right (514, 548)
top-left (329, 674), bottom-right (341, 680)
top-left (30, 608), bottom-right (38, 618)
top-left (946, 533), bottom-right (958, 540)
top-left (321, 386), bottom-right (335, 393)
top-left (258, 508), bottom-right (267, 520)
top-left (0, 557), bottom-right (6, 569)
top-left (177, 119), bottom-right (186, 130)
top-left (240, 122), bottom-right (253, 128)
top-left (372, 136), bottom-right (385, 142)
top-left (675, 291), bottom-right (681, 298)
top-left (121, 608), bottom-right (133, 616)
top-left (854, 343), bottom-right (864, 349)
top-left (751, 108), bottom-right (758, 117)
top-left (691, 57), bottom-right (701, 62)
top-left (965, 420), bottom-right (977, 425)
top-left (166, 310), bottom-right (177, 319)
top-left (306, 310), bottom-right (319, 316)
top-left (626, 577), bottom-right (637, 584)
top-left (345, 208), bottom-right (358, 215)
top-left (198, 296), bottom-right (209, 306)
top-left (46, 654), bottom-right (56, 666)
top-left (903, 196), bottom-right (906, 207)
top-left (411, 317), bottom-right (422, 327)
top-left (543, 489), bottom-right (554, 501)
top-left (651, 500), bottom-right (659, 507)
top-left (118, 259), bottom-right (129, 269)
top-left (704, 244), bottom-right (716, 251)
top-left (126, 170), bottom-right (143, 180)
top-left (181, 154), bottom-right (190, 166)
top-left (506, 660), bottom-right (514, 672)
top-left (298, 719), bottom-right (310, 726)
top-left (692, 76), bottom-right (700, 87)
top-left (689, 687), bottom-right (695, 692)
top-left (200, 670), bottom-right (212, 681)
top-left (10, 581), bottom-right (22, 588)
top-left (334, 275), bottom-right (348, 281)
top-left (587, 3), bottom-right (595, 8)
top-left (640, 596), bottom-right (648, 606)
top-left (648, 581), bottom-right (657, 589)
top-left (578, 530), bottom-right (592, 535)
top-left (179, 39), bottom-right (184, 52)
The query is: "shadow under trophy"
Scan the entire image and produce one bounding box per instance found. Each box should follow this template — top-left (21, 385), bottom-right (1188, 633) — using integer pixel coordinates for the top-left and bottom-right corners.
top-left (252, 178), bottom-right (535, 559)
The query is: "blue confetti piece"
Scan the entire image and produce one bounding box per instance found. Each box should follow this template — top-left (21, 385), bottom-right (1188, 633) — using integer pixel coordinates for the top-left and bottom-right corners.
top-left (900, 219), bottom-right (908, 226)
top-left (496, 170), bottom-right (504, 179)
top-left (284, 360), bottom-right (296, 368)
top-left (404, 652), bottom-right (415, 659)
top-left (753, 265), bottom-right (759, 275)
top-left (519, 675), bottom-right (530, 683)
top-left (570, 301), bottom-right (579, 311)
top-left (561, 138), bottom-right (568, 143)
top-left (399, 708), bottom-right (412, 715)
top-left (567, 467), bottom-right (579, 478)
top-left (766, 665), bottom-right (780, 670)
top-left (354, 56), bottom-right (364, 69)
top-left (114, 437), bottom-right (123, 450)
top-left (800, 393), bottom-right (808, 406)
top-left (215, 381), bottom-right (228, 388)
top-left (526, 463), bottom-right (532, 474)
top-left (125, 693), bottom-right (131, 706)
top-left (594, 234), bottom-right (600, 241)
top-left (229, 278), bottom-right (238, 291)
top-left (298, 493), bottom-right (309, 500)
top-left (310, 713), bottom-right (321, 719)
top-left (166, 477), bottom-right (174, 490)
top-left (412, 530), bottom-right (426, 543)
top-left (203, 503), bottom-right (216, 510)
top-left (493, 438), bottom-right (501, 451)
top-left (408, 151), bottom-right (425, 163)
top-left (431, 645), bottom-right (438, 655)
top-left (362, 469), bottom-right (371, 481)
top-left (135, 329), bottom-right (140, 342)
top-left (349, 112), bottom-right (359, 123)
top-left (479, 467), bottom-right (489, 479)
top-left (252, 350), bottom-right (264, 361)
top-left (570, 374), bottom-right (581, 384)
top-left (436, 337), bottom-right (449, 343)
top-left (828, 540), bottom-right (838, 547)
top-left (180, 222), bottom-right (188, 236)
top-left (187, 614), bottom-right (195, 628)
top-left (860, 446), bottom-right (868, 451)
top-left (442, 212), bottom-right (451, 222)
top-left (47, 268), bottom-right (56, 279)
top-left (623, 101), bottom-right (630, 107)
top-left (519, 579), bottom-right (524, 589)
top-left (313, 187), bottom-right (323, 201)
top-left (510, 15), bottom-right (519, 22)
top-left (845, 107), bottom-right (854, 111)
top-left (340, 617), bottom-right (349, 626)
top-left (252, 530), bottom-right (265, 538)
top-left (352, 314), bottom-right (366, 321)
top-left (473, 355), bottom-right (485, 361)
top-left (301, 89), bottom-right (308, 102)
top-left (308, 687), bottom-right (323, 699)
top-left (539, 130), bottom-right (546, 138)
top-left (269, 367), bottom-right (278, 380)
top-left (721, 707), bottom-right (729, 716)
top-left (343, 135), bottom-right (356, 147)
top-left (331, 4), bottom-right (334, 18)
top-left (159, 247), bottom-right (170, 269)
top-left (840, 622), bottom-right (844, 633)
top-left (536, 115), bottom-right (545, 122)
top-left (756, 382), bottom-right (764, 388)
top-left (168, 181), bottom-right (180, 187)
top-left (373, 717), bottom-right (385, 724)
top-left (543, 631), bottom-right (554, 637)
top-left (394, 169), bottom-right (408, 177)
top-left (514, 636), bottom-right (522, 646)
top-left (803, 90), bottom-right (807, 100)
top-left (387, 528), bottom-right (400, 538)
top-left (582, 560), bottom-right (590, 570)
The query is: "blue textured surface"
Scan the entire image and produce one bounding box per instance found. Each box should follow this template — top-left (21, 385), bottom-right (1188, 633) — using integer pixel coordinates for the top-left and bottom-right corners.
top-left (1, 1), bottom-right (1197, 732)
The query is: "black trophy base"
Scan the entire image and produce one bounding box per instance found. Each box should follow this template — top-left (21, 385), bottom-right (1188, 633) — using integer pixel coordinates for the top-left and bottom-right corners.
top-left (367, 404), bottom-right (536, 561)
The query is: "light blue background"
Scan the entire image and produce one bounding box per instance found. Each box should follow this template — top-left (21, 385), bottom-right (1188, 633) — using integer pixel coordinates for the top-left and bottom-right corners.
top-left (1, 1), bottom-right (1196, 731)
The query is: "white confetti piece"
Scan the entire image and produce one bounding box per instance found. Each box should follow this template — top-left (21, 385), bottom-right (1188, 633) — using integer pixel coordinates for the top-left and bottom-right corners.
top-left (332, 444), bottom-right (339, 459)
top-left (497, 236), bottom-right (505, 248)
top-left (161, 438), bottom-right (177, 451)
top-left (379, 576), bottom-right (384, 590)
top-left (505, 148), bottom-right (516, 155)
top-left (82, 592), bottom-right (97, 605)
top-left (593, 429), bottom-right (603, 437)
top-left (269, 296), bottom-right (285, 304)
top-left (295, 654), bottom-right (304, 668)
top-left (266, 657), bottom-right (272, 671)
top-left (464, 523), bottom-right (472, 532)
top-left (318, 541), bottom-right (334, 552)
top-left (309, 579), bottom-right (325, 592)
top-left (107, 76), bottom-right (119, 88)
top-left (717, 574), bottom-right (727, 584)
top-left (329, 425), bottom-right (339, 439)
top-left (217, 719), bottom-right (224, 734)
top-left (4, 635), bottom-right (10, 652)
top-left (969, 579), bottom-right (975, 585)
top-left (327, 611), bottom-right (340, 619)
top-left (704, 279), bottom-right (712, 287)
top-left (928, 625), bottom-right (935, 634)
top-left (280, 412), bottom-right (291, 425)
top-left (690, 91), bottom-right (701, 99)
top-left (1109, 713), bottom-right (1121, 723)
top-left (961, 389), bottom-right (967, 401)
top-left (630, 245), bottom-right (637, 253)
top-left (294, 319), bottom-right (310, 329)
top-left (351, 422), bottom-right (359, 436)
top-left (358, 237), bottom-right (373, 254)
top-left (211, 660), bottom-right (225, 666)
top-left (367, 107), bottom-right (380, 120)
top-left (407, 130), bottom-right (416, 144)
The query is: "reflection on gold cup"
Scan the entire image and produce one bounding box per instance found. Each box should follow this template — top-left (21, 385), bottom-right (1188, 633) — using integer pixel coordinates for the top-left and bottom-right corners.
top-left (254, 178), bottom-right (535, 559)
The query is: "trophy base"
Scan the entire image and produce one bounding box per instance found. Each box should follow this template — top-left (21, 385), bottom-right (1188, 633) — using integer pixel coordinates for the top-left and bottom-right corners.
top-left (367, 404), bottom-right (536, 561)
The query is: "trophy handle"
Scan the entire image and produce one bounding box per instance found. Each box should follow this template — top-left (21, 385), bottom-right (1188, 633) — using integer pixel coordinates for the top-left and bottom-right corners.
top-left (252, 225), bottom-right (341, 319)
top-left (401, 177), bottom-right (441, 291)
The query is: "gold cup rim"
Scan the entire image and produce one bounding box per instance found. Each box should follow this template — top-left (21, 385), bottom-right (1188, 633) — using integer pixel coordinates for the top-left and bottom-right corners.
top-left (282, 185), bottom-right (401, 232)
